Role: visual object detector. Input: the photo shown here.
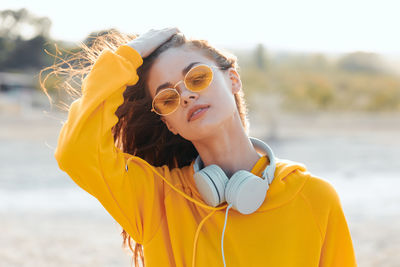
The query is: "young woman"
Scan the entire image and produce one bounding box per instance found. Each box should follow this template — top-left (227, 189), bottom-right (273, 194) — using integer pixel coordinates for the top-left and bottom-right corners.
top-left (47, 27), bottom-right (357, 266)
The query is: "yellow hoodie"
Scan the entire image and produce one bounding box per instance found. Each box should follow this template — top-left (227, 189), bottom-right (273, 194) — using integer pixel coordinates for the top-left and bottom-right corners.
top-left (55, 45), bottom-right (357, 267)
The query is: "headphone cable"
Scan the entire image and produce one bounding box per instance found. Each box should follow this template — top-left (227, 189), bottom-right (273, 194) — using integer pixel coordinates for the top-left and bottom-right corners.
top-left (222, 203), bottom-right (233, 267)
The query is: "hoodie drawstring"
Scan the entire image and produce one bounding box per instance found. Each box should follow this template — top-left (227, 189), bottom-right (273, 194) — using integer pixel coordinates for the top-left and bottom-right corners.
top-left (126, 156), bottom-right (228, 267)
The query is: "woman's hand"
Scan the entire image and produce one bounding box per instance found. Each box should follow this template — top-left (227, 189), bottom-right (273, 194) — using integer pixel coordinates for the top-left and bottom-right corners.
top-left (127, 27), bottom-right (180, 58)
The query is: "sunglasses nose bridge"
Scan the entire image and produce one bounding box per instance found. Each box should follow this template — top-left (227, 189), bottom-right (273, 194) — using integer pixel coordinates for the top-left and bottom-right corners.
top-left (174, 80), bottom-right (184, 91)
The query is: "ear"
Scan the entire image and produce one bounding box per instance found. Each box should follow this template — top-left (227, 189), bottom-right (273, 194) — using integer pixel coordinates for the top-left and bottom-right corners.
top-left (161, 117), bottom-right (179, 135)
top-left (227, 68), bottom-right (242, 94)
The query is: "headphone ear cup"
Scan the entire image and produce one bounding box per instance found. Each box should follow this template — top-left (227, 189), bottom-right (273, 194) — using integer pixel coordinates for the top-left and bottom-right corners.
top-left (225, 171), bottom-right (268, 215)
top-left (193, 164), bottom-right (229, 207)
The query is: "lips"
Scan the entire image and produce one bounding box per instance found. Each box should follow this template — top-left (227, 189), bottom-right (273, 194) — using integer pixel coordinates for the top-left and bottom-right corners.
top-left (187, 104), bottom-right (210, 122)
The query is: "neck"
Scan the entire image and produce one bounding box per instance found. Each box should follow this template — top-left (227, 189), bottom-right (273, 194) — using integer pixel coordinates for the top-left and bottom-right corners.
top-left (191, 112), bottom-right (260, 177)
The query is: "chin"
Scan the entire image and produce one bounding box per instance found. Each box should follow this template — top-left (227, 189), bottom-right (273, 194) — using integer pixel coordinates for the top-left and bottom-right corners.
top-left (184, 118), bottom-right (226, 141)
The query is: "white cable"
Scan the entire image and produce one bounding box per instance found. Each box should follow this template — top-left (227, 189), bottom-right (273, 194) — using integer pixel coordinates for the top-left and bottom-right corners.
top-left (221, 203), bottom-right (233, 267)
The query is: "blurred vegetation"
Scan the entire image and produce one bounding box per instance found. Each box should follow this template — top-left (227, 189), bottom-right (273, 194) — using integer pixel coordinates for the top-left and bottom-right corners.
top-left (1, 8), bottom-right (400, 112)
top-left (236, 46), bottom-right (400, 112)
top-left (0, 8), bottom-right (53, 71)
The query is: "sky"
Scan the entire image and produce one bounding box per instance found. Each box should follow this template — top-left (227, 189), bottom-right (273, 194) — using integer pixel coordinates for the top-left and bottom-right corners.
top-left (2, 0), bottom-right (400, 55)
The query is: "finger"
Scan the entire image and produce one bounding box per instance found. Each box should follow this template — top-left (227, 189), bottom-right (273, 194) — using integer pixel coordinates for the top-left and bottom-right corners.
top-left (158, 28), bottom-right (179, 41)
top-left (171, 27), bottom-right (180, 33)
top-left (162, 27), bottom-right (179, 34)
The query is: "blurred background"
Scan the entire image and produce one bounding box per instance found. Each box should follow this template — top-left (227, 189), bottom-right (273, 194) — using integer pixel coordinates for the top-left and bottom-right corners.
top-left (1, 0), bottom-right (399, 266)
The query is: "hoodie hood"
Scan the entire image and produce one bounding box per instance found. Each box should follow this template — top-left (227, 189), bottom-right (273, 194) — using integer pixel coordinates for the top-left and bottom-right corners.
top-left (256, 158), bottom-right (308, 212)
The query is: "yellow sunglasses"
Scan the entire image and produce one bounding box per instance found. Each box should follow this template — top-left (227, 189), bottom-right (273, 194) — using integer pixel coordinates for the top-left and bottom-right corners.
top-left (151, 64), bottom-right (222, 116)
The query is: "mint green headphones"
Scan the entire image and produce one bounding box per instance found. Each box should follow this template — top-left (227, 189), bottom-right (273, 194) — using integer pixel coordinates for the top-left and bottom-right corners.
top-left (193, 137), bottom-right (276, 215)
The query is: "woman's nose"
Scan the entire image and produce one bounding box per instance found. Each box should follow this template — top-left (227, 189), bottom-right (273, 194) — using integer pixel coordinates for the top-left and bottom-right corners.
top-left (179, 86), bottom-right (199, 106)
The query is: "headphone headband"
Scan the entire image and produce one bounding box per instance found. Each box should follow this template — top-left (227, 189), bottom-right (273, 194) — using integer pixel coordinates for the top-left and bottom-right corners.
top-left (193, 137), bottom-right (276, 185)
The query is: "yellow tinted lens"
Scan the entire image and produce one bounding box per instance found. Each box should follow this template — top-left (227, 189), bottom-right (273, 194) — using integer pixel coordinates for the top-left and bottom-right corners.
top-left (153, 89), bottom-right (180, 115)
top-left (184, 65), bottom-right (213, 92)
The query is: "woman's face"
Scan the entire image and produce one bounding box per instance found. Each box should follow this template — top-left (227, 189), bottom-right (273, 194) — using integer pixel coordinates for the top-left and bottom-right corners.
top-left (147, 46), bottom-right (242, 142)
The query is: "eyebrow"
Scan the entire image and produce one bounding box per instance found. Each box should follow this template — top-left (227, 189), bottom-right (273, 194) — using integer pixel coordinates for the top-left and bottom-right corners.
top-left (155, 62), bottom-right (201, 95)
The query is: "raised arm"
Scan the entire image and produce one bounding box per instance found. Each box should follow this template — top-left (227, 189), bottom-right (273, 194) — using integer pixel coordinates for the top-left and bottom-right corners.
top-left (55, 28), bottom-right (180, 244)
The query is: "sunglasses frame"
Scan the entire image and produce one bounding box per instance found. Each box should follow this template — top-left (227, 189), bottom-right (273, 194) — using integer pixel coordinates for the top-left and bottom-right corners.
top-left (151, 64), bottom-right (223, 116)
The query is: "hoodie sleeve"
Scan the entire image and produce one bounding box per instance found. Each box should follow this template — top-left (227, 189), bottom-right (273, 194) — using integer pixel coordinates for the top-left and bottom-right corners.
top-left (318, 182), bottom-right (357, 267)
top-left (54, 45), bottom-right (165, 244)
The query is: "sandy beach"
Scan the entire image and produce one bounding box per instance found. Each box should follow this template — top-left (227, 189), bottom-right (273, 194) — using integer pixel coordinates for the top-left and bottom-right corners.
top-left (1, 91), bottom-right (400, 266)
